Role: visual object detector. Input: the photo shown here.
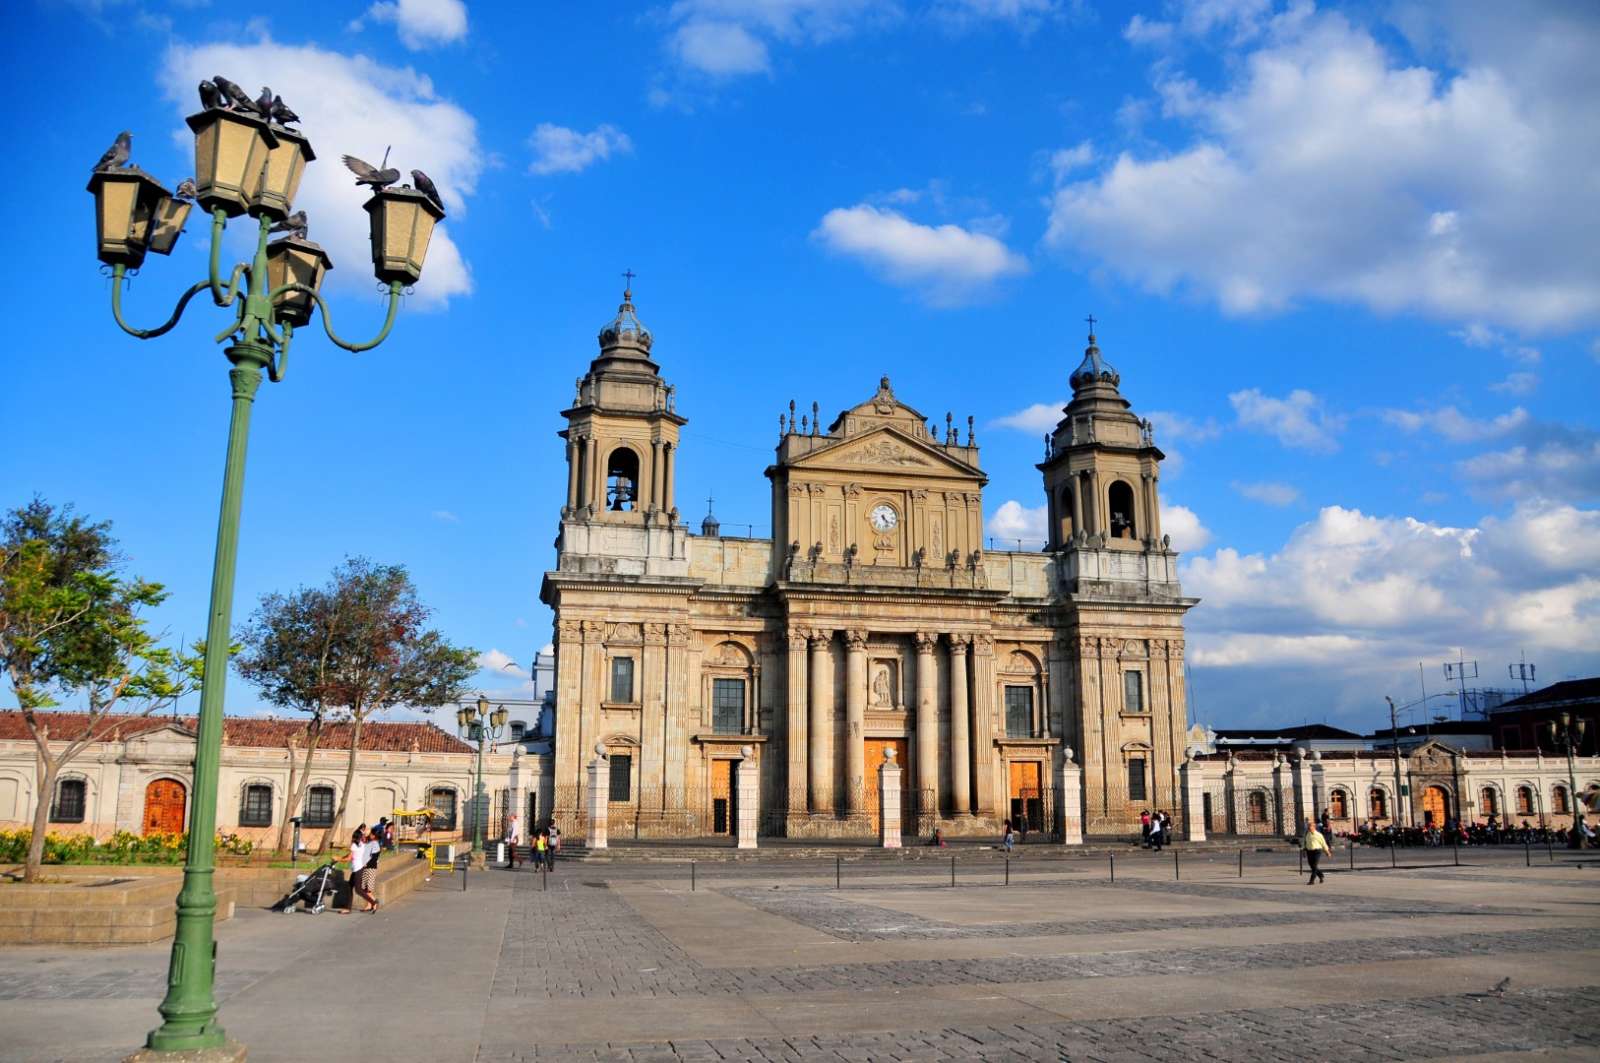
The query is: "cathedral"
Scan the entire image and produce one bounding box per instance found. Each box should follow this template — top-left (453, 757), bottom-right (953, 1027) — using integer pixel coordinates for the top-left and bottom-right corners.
top-left (540, 289), bottom-right (1197, 839)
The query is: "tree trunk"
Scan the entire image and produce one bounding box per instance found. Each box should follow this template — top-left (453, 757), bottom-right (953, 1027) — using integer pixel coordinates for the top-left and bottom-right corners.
top-left (274, 719), bottom-right (324, 854)
top-left (24, 756), bottom-right (59, 885)
top-left (319, 714), bottom-right (365, 854)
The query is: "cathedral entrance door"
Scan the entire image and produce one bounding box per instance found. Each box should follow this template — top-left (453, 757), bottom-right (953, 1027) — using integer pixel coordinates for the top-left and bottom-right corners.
top-left (1008, 761), bottom-right (1043, 833)
top-left (710, 759), bottom-right (736, 837)
top-left (863, 738), bottom-right (910, 830)
top-left (143, 779), bottom-right (187, 836)
top-left (1421, 785), bottom-right (1448, 827)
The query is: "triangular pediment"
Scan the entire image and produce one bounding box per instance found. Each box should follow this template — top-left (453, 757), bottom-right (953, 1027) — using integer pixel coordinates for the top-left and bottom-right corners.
top-left (123, 721), bottom-right (198, 747)
top-left (788, 424), bottom-right (981, 478)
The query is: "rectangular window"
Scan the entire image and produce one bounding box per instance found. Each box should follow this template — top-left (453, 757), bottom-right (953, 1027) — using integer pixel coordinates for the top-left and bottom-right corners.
top-left (50, 779), bottom-right (86, 823)
top-left (1123, 671), bottom-right (1144, 713)
top-left (1127, 758), bottom-right (1147, 801)
top-left (430, 788), bottom-right (457, 830)
top-left (1005, 685), bottom-right (1034, 738)
top-left (509, 721), bottom-right (526, 740)
top-left (608, 754), bottom-right (632, 803)
top-left (303, 786), bottom-right (335, 827)
top-left (240, 784), bottom-right (273, 827)
top-left (610, 657), bottom-right (635, 703)
top-left (712, 678), bottom-right (745, 734)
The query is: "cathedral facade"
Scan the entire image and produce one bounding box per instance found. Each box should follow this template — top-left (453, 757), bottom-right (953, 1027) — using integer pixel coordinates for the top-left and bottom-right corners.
top-left (540, 290), bottom-right (1197, 838)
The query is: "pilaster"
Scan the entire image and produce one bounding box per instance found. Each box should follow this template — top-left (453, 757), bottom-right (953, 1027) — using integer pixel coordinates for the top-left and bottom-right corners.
top-left (948, 633), bottom-right (972, 815)
top-left (971, 632), bottom-right (997, 815)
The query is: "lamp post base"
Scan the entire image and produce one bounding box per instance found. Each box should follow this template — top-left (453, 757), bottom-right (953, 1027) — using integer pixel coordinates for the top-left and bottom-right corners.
top-left (125, 1040), bottom-right (248, 1063)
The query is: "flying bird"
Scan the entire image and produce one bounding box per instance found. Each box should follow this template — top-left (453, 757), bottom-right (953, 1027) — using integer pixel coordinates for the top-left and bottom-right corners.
top-left (410, 169), bottom-right (445, 214)
top-left (174, 178), bottom-right (198, 201)
top-left (93, 131), bottom-right (131, 172)
top-left (213, 75), bottom-right (253, 113)
top-left (342, 148), bottom-right (399, 191)
top-left (198, 80), bottom-right (221, 110)
top-left (268, 95), bottom-right (300, 126)
top-left (269, 211), bottom-right (308, 237)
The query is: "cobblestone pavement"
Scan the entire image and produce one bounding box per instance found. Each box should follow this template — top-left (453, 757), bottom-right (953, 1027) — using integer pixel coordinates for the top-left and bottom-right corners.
top-left (0, 968), bottom-right (266, 1000)
top-left (490, 875), bottom-right (1596, 999)
top-left (481, 984), bottom-right (1600, 1062)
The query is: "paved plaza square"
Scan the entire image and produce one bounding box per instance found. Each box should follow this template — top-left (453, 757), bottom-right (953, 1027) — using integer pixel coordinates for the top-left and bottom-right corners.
top-left (1, 847), bottom-right (1597, 1062)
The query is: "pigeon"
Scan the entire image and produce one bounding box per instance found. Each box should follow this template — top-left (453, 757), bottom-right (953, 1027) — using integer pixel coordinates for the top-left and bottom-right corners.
top-left (269, 210), bottom-right (308, 237)
top-left (411, 169), bottom-right (445, 213)
top-left (198, 80), bottom-right (221, 110)
top-left (1492, 976), bottom-right (1510, 998)
top-left (342, 149), bottom-right (400, 191)
top-left (174, 178), bottom-right (198, 201)
top-left (254, 86), bottom-right (275, 117)
top-left (213, 75), bottom-right (253, 114)
top-left (268, 95), bottom-right (300, 126)
top-left (93, 131), bottom-right (131, 172)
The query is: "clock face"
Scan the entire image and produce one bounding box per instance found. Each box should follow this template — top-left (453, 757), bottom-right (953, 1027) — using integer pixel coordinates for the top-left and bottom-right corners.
top-left (869, 504), bottom-right (898, 532)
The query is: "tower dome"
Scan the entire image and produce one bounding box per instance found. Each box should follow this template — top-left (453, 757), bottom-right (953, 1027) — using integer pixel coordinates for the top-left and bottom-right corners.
top-left (598, 286), bottom-right (653, 353)
top-left (1068, 328), bottom-right (1119, 392)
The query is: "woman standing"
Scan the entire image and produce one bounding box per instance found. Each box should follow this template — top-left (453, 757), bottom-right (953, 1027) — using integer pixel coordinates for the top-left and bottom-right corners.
top-left (343, 826), bottom-right (379, 913)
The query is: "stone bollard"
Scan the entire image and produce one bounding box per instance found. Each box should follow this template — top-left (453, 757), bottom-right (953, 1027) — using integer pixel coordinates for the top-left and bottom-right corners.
top-left (736, 745), bottom-right (759, 850)
top-left (879, 747), bottom-right (902, 848)
top-left (1060, 748), bottom-right (1084, 846)
top-left (1179, 755), bottom-right (1207, 842)
top-left (585, 744), bottom-right (608, 850)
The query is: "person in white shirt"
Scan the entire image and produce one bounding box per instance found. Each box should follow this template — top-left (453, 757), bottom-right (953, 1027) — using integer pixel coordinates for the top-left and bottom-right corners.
top-left (342, 826), bottom-right (379, 914)
top-left (504, 813), bottom-right (522, 869)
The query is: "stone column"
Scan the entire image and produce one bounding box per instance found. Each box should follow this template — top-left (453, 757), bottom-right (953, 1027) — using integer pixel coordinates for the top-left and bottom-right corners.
top-left (914, 632), bottom-right (939, 812)
top-left (808, 629), bottom-right (833, 812)
top-left (735, 746), bottom-right (759, 850)
top-left (1059, 747), bottom-right (1083, 845)
top-left (879, 747), bottom-right (902, 848)
top-left (1070, 479), bottom-right (1084, 539)
top-left (948, 633), bottom-right (972, 815)
top-left (971, 634), bottom-right (997, 816)
top-left (564, 439), bottom-right (579, 512)
top-left (586, 437), bottom-right (601, 512)
top-left (844, 629), bottom-right (868, 815)
top-left (1179, 756), bottom-right (1206, 842)
top-left (785, 628), bottom-right (808, 815)
top-left (585, 750), bottom-right (608, 850)
top-left (650, 439), bottom-right (664, 511)
top-left (662, 443), bottom-right (675, 514)
top-left (1149, 472), bottom-right (1163, 542)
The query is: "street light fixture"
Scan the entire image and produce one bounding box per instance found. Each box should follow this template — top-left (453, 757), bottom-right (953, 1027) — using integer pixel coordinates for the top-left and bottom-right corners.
top-left (456, 696), bottom-right (508, 857)
top-left (91, 92), bottom-right (444, 1062)
top-left (1543, 712), bottom-right (1587, 848)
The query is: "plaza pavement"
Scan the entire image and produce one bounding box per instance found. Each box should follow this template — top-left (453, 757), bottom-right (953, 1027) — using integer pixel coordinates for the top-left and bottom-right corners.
top-left (0, 846), bottom-right (1596, 1062)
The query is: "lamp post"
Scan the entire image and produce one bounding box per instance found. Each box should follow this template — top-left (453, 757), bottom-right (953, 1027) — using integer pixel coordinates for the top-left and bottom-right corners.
top-left (457, 696), bottom-right (508, 856)
top-left (92, 97), bottom-right (444, 1062)
top-left (1543, 712), bottom-right (1587, 848)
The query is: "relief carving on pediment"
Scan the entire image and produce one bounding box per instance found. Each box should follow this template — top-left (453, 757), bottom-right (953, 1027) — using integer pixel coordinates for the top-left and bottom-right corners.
top-left (838, 440), bottom-right (931, 467)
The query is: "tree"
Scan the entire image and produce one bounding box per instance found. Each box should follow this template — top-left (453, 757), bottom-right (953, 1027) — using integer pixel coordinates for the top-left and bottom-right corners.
top-left (235, 557), bottom-right (475, 852)
top-left (0, 499), bottom-right (199, 882)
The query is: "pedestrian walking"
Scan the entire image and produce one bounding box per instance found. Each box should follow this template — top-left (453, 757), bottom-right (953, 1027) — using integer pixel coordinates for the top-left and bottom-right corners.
top-left (1150, 811), bottom-right (1165, 852)
top-left (1159, 810), bottom-right (1173, 848)
top-left (1302, 817), bottom-right (1329, 885)
top-left (1140, 809), bottom-right (1152, 848)
top-left (534, 829), bottom-right (549, 871)
top-left (504, 813), bottom-right (521, 869)
top-left (1002, 819), bottom-right (1015, 853)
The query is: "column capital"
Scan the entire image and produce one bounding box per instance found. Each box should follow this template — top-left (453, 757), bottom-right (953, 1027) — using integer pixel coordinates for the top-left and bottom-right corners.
top-left (667, 622), bottom-right (691, 647)
top-left (972, 633), bottom-right (994, 656)
top-left (643, 622), bottom-right (667, 646)
top-left (948, 632), bottom-right (973, 651)
top-left (581, 620), bottom-right (605, 643)
top-left (807, 628), bottom-right (833, 649)
top-left (914, 631), bottom-right (938, 654)
top-left (556, 619), bottom-right (582, 643)
top-left (844, 628), bottom-right (869, 651)
top-left (785, 626), bottom-right (809, 650)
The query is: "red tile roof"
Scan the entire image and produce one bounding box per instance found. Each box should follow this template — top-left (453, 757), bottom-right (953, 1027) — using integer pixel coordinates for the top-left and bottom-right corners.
top-left (0, 711), bottom-right (472, 754)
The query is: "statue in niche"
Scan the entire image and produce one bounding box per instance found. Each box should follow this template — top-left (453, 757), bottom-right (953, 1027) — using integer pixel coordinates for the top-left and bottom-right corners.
top-left (871, 664), bottom-right (894, 707)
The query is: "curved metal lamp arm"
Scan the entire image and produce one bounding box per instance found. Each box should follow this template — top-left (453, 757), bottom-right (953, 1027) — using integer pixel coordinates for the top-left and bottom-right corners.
top-left (267, 280), bottom-right (404, 352)
top-left (109, 264), bottom-right (211, 341)
top-left (267, 323), bottom-right (293, 383)
top-left (206, 208), bottom-right (247, 307)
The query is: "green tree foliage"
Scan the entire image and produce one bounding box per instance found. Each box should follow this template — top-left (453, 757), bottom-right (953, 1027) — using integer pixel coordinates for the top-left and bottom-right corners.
top-left (234, 557), bottom-right (475, 852)
top-left (0, 498), bottom-right (200, 882)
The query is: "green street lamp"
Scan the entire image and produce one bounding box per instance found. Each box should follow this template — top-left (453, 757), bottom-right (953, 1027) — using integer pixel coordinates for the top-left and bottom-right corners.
top-left (457, 695), bottom-right (508, 856)
top-left (1542, 712), bottom-right (1587, 849)
top-left (92, 101), bottom-right (444, 1062)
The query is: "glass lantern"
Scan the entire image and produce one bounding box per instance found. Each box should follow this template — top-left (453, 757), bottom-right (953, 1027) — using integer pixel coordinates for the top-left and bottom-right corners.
top-left (264, 236), bottom-right (333, 327)
top-left (186, 109), bottom-right (278, 218)
top-left (364, 186), bottom-right (445, 285)
top-left (86, 167), bottom-right (171, 269)
top-left (147, 196), bottom-right (194, 256)
top-left (253, 125), bottom-right (315, 220)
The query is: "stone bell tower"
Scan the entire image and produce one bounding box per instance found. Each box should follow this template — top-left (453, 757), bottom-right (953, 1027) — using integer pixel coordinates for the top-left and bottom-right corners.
top-left (560, 285), bottom-right (686, 526)
top-left (1037, 326), bottom-right (1166, 551)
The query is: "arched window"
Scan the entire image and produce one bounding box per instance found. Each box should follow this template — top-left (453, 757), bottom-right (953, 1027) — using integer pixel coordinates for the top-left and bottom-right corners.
top-left (1552, 785), bottom-right (1570, 815)
top-left (1479, 787), bottom-right (1498, 816)
top-left (240, 783), bottom-right (273, 827)
top-left (303, 785), bottom-right (335, 828)
top-left (1516, 786), bottom-right (1534, 816)
top-left (1247, 791), bottom-right (1268, 823)
top-left (606, 448), bottom-right (639, 511)
top-left (1328, 789), bottom-right (1347, 818)
top-left (1369, 788), bottom-right (1388, 819)
top-left (50, 778), bottom-right (87, 823)
top-left (1108, 480), bottom-right (1137, 539)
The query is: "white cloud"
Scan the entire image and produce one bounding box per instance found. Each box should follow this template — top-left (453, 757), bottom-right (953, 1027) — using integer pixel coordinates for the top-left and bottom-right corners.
top-left (1489, 372), bottom-right (1539, 396)
top-left (1458, 425), bottom-right (1600, 502)
top-left (990, 400), bottom-right (1063, 433)
top-left (1232, 480), bottom-right (1300, 506)
top-left (1145, 410), bottom-right (1221, 444)
top-left (476, 648), bottom-right (528, 680)
top-left (359, 0), bottom-right (468, 50)
top-left (934, 0), bottom-right (1057, 31)
top-left (662, 0), bottom-right (896, 79)
top-left (1229, 388), bottom-right (1343, 452)
top-left (431, 509), bottom-right (460, 523)
top-left (671, 20), bottom-right (771, 76)
top-left (1047, 140), bottom-right (1095, 183)
top-left (1161, 502), bottom-right (1210, 551)
top-left (1050, 5), bottom-right (1600, 332)
top-left (1381, 405), bottom-right (1529, 444)
top-left (160, 36), bottom-right (480, 308)
top-left (528, 123), bottom-right (633, 176)
top-left (1453, 322), bottom-right (1504, 349)
top-left (986, 500), bottom-right (1047, 545)
top-left (813, 204), bottom-right (1027, 306)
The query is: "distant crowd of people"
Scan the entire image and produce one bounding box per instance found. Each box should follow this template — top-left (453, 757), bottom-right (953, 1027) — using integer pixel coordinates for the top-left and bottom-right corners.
top-left (500, 813), bottom-right (561, 871)
top-left (1346, 814), bottom-right (1596, 849)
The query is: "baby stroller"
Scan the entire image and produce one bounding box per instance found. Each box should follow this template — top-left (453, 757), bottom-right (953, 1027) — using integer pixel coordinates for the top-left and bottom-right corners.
top-left (271, 861), bottom-right (344, 914)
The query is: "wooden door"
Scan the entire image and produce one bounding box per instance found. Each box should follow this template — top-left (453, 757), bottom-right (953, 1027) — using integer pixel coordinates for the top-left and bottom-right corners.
top-left (1422, 785), bottom-right (1447, 826)
top-left (863, 738), bottom-right (909, 828)
top-left (1008, 761), bottom-right (1043, 832)
top-left (710, 759), bottom-right (734, 836)
top-left (143, 779), bottom-right (187, 836)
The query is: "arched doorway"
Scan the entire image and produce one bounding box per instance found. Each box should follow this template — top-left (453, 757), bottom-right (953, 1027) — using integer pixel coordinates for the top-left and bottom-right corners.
top-left (143, 778), bottom-right (187, 835)
top-left (1421, 785), bottom-right (1448, 827)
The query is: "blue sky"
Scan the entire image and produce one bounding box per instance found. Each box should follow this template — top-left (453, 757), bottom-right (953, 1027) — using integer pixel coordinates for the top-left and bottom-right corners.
top-left (3, 0), bottom-right (1597, 733)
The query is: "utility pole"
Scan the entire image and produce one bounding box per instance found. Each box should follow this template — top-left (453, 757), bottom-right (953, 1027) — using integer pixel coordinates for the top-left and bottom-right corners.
top-left (1384, 696), bottom-right (1407, 827)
